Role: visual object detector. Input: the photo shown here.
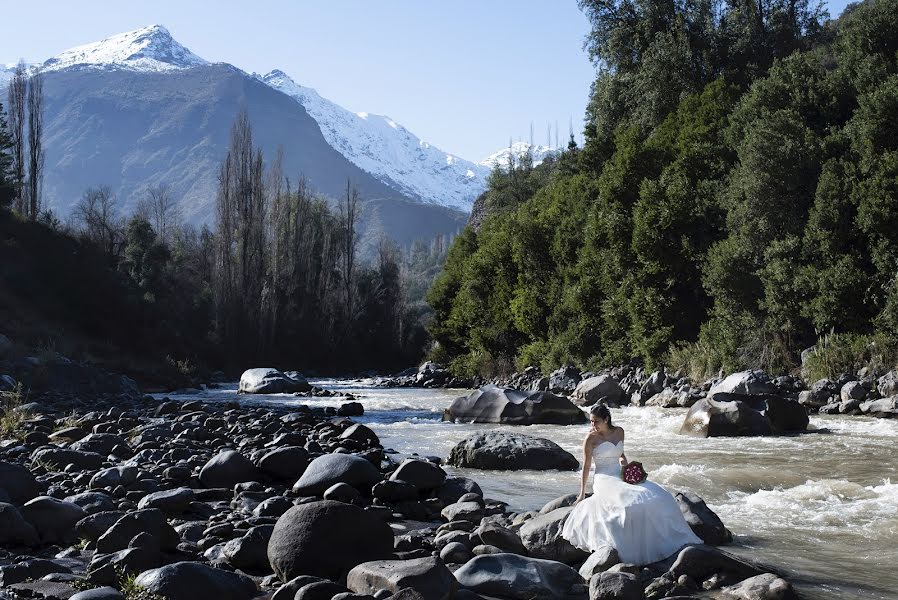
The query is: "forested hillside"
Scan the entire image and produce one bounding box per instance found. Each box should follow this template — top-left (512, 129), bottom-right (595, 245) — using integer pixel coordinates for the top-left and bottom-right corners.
top-left (428, 0), bottom-right (898, 379)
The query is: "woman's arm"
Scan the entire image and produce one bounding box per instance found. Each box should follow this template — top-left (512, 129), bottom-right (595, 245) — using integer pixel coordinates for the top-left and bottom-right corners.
top-left (577, 436), bottom-right (592, 502)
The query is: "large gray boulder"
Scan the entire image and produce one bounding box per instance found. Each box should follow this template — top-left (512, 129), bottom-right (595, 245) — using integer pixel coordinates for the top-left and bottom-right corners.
top-left (572, 375), bottom-right (624, 407)
top-left (199, 450), bottom-right (260, 488)
top-left (708, 370), bottom-right (777, 398)
top-left (292, 453), bottom-right (382, 496)
top-left (96, 509), bottom-right (179, 553)
top-left (21, 496), bottom-right (86, 544)
top-left (267, 500), bottom-right (394, 581)
top-left (453, 553), bottom-right (582, 600)
top-left (518, 506), bottom-right (588, 563)
top-left (238, 368), bottom-right (311, 394)
top-left (589, 571), bottom-right (642, 600)
top-left (721, 572), bottom-right (798, 599)
top-left (0, 502), bottom-right (39, 546)
top-left (30, 447), bottom-right (104, 471)
top-left (0, 461), bottom-right (41, 504)
top-left (680, 394), bottom-right (808, 437)
top-left (675, 492), bottom-right (732, 545)
top-left (390, 458), bottom-right (447, 490)
top-left (447, 432), bottom-right (578, 471)
top-left (347, 557), bottom-right (456, 600)
top-left (134, 562), bottom-right (258, 600)
top-left (443, 385), bottom-right (587, 425)
top-left (259, 446), bottom-right (309, 481)
top-left (860, 397), bottom-right (898, 417)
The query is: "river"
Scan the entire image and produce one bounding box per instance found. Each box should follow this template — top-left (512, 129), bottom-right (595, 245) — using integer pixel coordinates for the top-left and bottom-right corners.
top-left (165, 379), bottom-right (898, 600)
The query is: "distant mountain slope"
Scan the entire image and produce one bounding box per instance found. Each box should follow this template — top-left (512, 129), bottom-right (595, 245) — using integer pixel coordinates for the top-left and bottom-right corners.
top-left (39, 64), bottom-right (466, 249)
top-left (262, 70), bottom-right (491, 212)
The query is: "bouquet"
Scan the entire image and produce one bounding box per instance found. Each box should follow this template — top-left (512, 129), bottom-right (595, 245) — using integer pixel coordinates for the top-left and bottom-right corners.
top-left (621, 461), bottom-right (648, 485)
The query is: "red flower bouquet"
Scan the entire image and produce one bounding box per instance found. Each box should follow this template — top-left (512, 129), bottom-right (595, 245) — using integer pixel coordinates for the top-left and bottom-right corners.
top-left (621, 461), bottom-right (648, 485)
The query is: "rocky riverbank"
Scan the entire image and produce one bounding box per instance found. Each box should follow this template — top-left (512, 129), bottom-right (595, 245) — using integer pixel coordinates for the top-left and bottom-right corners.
top-left (0, 376), bottom-right (806, 600)
top-left (379, 361), bottom-right (898, 421)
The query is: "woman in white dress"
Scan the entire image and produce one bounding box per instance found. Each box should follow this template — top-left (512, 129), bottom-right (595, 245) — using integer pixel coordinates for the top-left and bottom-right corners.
top-left (561, 404), bottom-right (702, 566)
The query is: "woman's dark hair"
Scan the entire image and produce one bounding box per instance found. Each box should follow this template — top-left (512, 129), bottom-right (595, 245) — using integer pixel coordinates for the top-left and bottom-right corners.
top-left (589, 403), bottom-right (612, 427)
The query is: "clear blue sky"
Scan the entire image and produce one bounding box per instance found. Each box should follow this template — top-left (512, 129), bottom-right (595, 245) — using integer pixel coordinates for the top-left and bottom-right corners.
top-left (1, 0), bottom-right (852, 162)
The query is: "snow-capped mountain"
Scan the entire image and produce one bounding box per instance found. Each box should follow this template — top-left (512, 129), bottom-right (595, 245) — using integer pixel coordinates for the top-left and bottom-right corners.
top-left (480, 142), bottom-right (559, 171)
top-left (42, 25), bottom-right (207, 73)
top-left (261, 70), bottom-right (491, 212)
top-left (2, 25), bottom-right (559, 219)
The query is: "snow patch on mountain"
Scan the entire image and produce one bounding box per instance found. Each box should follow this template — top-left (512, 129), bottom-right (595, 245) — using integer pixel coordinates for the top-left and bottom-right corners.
top-left (480, 142), bottom-right (559, 170)
top-left (261, 69), bottom-right (490, 212)
top-left (42, 25), bottom-right (207, 73)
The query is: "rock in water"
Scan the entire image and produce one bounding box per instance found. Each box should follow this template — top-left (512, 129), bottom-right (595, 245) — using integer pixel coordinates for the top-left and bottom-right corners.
top-left (134, 562), bottom-right (258, 600)
top-left (453, 553), bottom-right (582, 600)
top-left (680, 394), bottom-right (808, 437)
top-left (721, 573), bottom-right (799, 599)
top-left (292, 453), bottom-right (382, 496)
top-left (443, 385), bottom-right (587, 425)
top-left (239, 368), bottom-right (312, 394)
top-left (674, 492), bottom-right (732, 545)
top-left (267, 500), bottom-right (394, 581)
top-left (572, 375), bottom-right (624, 407)
top-left (447, 432), bottom-right (579, 471)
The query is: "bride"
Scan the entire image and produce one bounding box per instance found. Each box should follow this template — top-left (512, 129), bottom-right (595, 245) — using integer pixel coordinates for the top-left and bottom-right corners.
top-left (561, 403), bottom-right (702, 566)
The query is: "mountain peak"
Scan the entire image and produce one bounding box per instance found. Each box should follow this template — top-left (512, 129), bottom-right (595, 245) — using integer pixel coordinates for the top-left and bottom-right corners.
top-left (43, 24), bottom-right (208, 73)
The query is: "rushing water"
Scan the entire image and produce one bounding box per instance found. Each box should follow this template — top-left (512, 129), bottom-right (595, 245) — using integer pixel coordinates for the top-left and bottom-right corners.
top-left (164, 380), bottom-right (898, 600)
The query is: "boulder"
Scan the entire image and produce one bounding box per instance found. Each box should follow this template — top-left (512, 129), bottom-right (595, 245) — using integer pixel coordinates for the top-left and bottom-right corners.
top-left (347, 557), bottom-right (456, 600)
top-left (680, 394), bottom-right (808, 437)
top-left (443, 385), bottom-right (587, 425)
top-left (589, 571), bottom-right (642, 600)
top-left (840, 381), bottom-right (867, 403)
top-left (223, 525), bottom-right (274, 573)
top-left (0, 502), bottom-right (39, 546)
top-left (292, 453), bottom-right (382, 496)
top-left (437, 477), bottom-right (483, 506)
top-left (199, 450), bottom-right (260, 488)
top-left (21, 496), bottom-right (87, 544)
top-left (549, 366), bottom-right (582, 394)
top-left (860, 397), bottom-right (898, 417)
top-left (137, 487), bottom-right (194, 514)
top-left (721, 573), bottom-right (798, 599)
top-left (90, 466), bottom-right (138, 489)
top-left (447, 432), bottom-right (579, 471)
top-left (30, 447), bottom-right (104, 471)
top-left (239, 368), bottom-right (311, 394)
top-left (473, 523), bottom-right (528, 555)
top-left (518, 506), bottom-right (588, 563)
top-left (578, 546), bottom-right (620, 579)
top-left (877, 371), bottom-right (898, 398)
top-left (267, 500), bottom-right (394, 581)
top-left (70, 587), bottom-right (125, 600)
top-left (666, 545), bottom-right (761, 583)
top-left (572, 375), bottom-right (624, 407)
top-left (76, 511), bottom-right (125, 542)
top-left (0, 461), bottom-right (41, 504)
top-left (64, 491), bottom-right (116, 514)
top-left (708, 370), bottom-right (777, 397)
top-left (259, 446), bottom-right (309, 481)
top-left (390, 459), bottom-right (447, 490)
top-left (88, 547), bottom-right (161, 585)
top-left (96, 509), bottom-right (179, 553)
top-left (453, 553), bottom-right (582, 600)
top-left (0, 559), bottom-right (72, 586)
top-left (134, 562), bottom-right (258, 600)
top-left (674, 492), bottom-right (732, 545)
top-left (340, 423), bottom-right (380, 447)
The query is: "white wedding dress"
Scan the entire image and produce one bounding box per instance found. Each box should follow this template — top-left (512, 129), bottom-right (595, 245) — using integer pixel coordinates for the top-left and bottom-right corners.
top-left (561, 439), bottom-right (702, 565)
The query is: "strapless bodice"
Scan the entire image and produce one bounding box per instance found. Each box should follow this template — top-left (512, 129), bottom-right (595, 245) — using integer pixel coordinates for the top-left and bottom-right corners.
top-left (592, 440), bottom-right (624, 477)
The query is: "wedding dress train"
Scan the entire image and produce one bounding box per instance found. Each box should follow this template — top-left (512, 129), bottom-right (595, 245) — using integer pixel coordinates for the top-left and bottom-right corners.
top-left (560, 439), bottom-right (702, 565)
